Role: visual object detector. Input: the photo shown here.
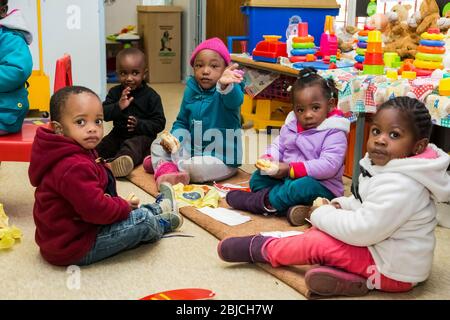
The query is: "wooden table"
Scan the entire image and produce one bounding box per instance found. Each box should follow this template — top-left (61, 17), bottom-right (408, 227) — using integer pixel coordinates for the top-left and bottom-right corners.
top-left (231, 55), bottom-right (299, 77)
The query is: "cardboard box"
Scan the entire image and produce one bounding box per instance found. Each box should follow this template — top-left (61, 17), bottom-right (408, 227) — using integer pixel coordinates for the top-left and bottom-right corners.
top-left (137, 6), bottom-right (182, 83)
top-left (243, 0), bottom-right (340, 8)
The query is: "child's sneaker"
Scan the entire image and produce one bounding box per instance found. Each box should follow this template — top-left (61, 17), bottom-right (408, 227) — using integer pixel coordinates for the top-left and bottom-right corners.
top-left (143, 155), bottom-right (154, 174)
top-left (110, 155), bottom-right (134, 177)
top-left (155, 182), bottom-right (183, 232)
top-left (157, 182), bottom-right (178, 213)
top-left (158, 211), bottom-right (184, 232)
top-left (305, 266), bottom-right (369, 297)
top-left (286, 205), bottom-right (312, 226)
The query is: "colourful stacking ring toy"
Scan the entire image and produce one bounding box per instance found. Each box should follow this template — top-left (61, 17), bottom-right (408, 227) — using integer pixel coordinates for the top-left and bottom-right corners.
top-left (417, 45), bottom-right (446, 54)
top-left (419, 39), bottom-right (445, 47)
top-left (292, 42), bottom-right (315, 49)
top-left (413, 59), bottom-right (443, 70)
top-left (293, 36), bottom-right (314, 43)
top-left (355, 54), bottom-right (365, 63)
top-left (357, 41), bottom-right (367, 49)
top-left (291, 48), bottom-right (316, 56)
top-left (358, 30), bottom-right (369, 37)
top-left (356, 47), bottom-right (367, 56)
top-left (414, 68), bottom-right (433, 77)
top-left (289, 56), bottom-right (307, 63)
top-left (354, 62), bottom-right (363, 70)
top-left (421, 32), bottom-right (445, 41)
top-left (358, 36), bottom-right (368, 42)
top-left (415, 52), bottom-right (443, 62)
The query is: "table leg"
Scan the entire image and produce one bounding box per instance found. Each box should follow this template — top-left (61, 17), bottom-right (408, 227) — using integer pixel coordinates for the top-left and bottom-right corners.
top-left (352, 113), bottom-right (366, 188)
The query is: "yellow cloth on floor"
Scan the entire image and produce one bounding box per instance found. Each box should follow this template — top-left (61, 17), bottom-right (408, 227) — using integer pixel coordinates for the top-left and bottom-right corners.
top-left (173, 183), bottom-right (221, 208)
top-left (0, 203), bottom-right (22, 250)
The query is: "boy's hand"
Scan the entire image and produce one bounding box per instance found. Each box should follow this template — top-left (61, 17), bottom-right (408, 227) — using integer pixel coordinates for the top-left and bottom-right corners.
top-left (119, 87), bottom-right (134, 110)
top-left (127, 116), bottom-right (138, 132)
top-left (127, 193), bottom-right (140, 210)
top-left (218, 63), bottom-right (244, 90)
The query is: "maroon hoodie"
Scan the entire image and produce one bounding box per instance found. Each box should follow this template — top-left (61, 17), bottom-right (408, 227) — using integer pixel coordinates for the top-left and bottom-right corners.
top-left (29, 127), bottom-right (130, 266)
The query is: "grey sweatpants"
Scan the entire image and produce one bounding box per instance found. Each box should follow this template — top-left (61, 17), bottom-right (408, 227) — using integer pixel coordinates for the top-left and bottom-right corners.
top-left (150, 138), bottom-right (237, 183)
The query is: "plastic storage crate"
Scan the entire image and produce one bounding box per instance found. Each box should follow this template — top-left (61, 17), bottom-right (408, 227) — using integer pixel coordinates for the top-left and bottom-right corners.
top-left (241, 4), bottom-right (339, 53)
top-left (257, 75), bottom-right (296, 102)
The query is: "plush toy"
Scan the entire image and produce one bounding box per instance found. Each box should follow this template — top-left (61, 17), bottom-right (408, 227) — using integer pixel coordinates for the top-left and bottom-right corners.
top-left (366, 13), bottom-right (389, 33)
top-left (408, 0), bottom-right (441, 35)
top-left (336, 25), bottom-right (358, 52)
top-left (383, 4), bottom-right (420, 59)
top-left (384, 4), bottom-right (412, 44)
top-left (383, 26), bottom-right (419, 59)
top-left (437, 9), bottom-right (450, 34)
top-left (438, 10), bottom-right (450, 69)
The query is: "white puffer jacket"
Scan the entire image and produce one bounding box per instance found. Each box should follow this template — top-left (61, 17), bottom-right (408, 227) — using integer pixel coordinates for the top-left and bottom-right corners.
top-left (311, 144), bottom-right (450, 283)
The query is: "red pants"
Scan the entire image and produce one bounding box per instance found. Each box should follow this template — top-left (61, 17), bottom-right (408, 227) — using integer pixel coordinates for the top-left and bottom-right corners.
top-left (263, 227), bottom-right (413, 293)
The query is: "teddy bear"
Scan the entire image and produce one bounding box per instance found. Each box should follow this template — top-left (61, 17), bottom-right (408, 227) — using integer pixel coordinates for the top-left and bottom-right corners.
top-left (383, 4), bottom-right (420, 59)
top-left (408, 0), bottom-right (441, 35)
top-left (384, 4), bottom-right (412, 44)
top-left (437, 9), bottom-right (450, 34)
top-left (336, 25), bottom-right (358, 52)
top-left (383, 23), bottom-right (419, 59)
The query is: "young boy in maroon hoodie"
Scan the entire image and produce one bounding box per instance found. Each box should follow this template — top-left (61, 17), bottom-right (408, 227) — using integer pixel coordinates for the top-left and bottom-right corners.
top-left (28, 86), bottom-right (182, 266)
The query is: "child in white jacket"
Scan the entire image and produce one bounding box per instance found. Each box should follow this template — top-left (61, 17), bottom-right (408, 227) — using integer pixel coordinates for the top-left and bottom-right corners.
top-left (217, 96), bottom-right (450, 297)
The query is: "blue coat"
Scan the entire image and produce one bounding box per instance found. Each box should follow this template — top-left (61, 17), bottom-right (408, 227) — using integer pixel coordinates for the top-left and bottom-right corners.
top-left (0, 13), bottom-right (33, 133)
top-left (171, 76), bottom-right (244, 167)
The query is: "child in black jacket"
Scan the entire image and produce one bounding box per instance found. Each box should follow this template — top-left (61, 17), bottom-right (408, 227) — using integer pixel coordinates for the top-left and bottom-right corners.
top-left (97, 48), bottom-right (166, 177)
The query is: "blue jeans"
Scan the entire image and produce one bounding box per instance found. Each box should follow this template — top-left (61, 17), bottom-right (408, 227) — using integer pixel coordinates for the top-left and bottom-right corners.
top-left (76, 204), bottom-right (168, 265)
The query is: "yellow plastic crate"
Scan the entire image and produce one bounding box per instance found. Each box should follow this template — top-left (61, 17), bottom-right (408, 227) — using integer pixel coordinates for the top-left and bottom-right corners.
top-left (27, 70), bottom-right (51, 114)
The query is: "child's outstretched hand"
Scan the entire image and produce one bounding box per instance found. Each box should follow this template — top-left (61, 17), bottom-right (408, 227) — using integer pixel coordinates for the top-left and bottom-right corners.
top-left (218, 63), bottom-right (244, 90)
top-left (119, 87), bottom-right (134, 110)
top-left (127, 116), bottom-right (138, 132)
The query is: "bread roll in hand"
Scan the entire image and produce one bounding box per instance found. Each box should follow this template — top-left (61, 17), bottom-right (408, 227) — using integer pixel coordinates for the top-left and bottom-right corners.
top-left (161, 130), bottom-right (180, 154)
top-left (255, 158), bottom-right (279, 175)
top-left (312, 197), bottom-right (331, 207)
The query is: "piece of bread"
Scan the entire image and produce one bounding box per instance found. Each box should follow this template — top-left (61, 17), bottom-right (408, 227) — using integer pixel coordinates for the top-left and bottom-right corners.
top-left (256, 159), bottom-right (279, 175)
top-left (313, 197), bottom-right (331, 207)
top-left (161, 130), bottom-right (180, 154)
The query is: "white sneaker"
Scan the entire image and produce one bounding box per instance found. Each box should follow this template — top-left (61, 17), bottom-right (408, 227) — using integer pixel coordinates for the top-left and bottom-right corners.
top-left (156, 182), bottom-right (183, 232)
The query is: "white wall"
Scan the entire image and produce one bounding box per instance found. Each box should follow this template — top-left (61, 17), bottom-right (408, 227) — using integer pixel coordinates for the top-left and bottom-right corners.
top-left (9, 0), bottom-right (106, 98)
top-left (8, 0), bottom-right (39, 70)
top-left (173, 0), bottom-right (198, 80)
top-left (104, 0), bottom-right (199, 81)
top-left (104, 0), bottom-right (140, 36)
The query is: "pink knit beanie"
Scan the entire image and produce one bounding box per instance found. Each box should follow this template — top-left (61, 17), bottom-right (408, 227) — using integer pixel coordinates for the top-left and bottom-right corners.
top-left (190, 37), bottom-right (231, 67)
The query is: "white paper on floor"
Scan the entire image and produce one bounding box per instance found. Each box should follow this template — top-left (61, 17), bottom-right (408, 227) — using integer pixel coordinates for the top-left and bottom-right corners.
top-left (260, 231), bottom-right (304, 238)
top-left (198, 207), bottom-right (252, 226)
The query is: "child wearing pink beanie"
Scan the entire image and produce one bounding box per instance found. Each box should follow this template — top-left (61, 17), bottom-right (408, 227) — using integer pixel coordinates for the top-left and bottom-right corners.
top-left (145, 37), bottom-right (245, 189)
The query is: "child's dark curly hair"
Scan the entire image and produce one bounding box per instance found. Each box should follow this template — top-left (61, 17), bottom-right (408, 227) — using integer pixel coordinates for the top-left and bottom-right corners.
top-left (291, 67), bottom-right (338, 105)
top-left (50, 86), bottom-right (100, 123)
top-left (378, 96), bottom-right (432, 141)
top-left (0, 0), bottom-right (8, 6)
